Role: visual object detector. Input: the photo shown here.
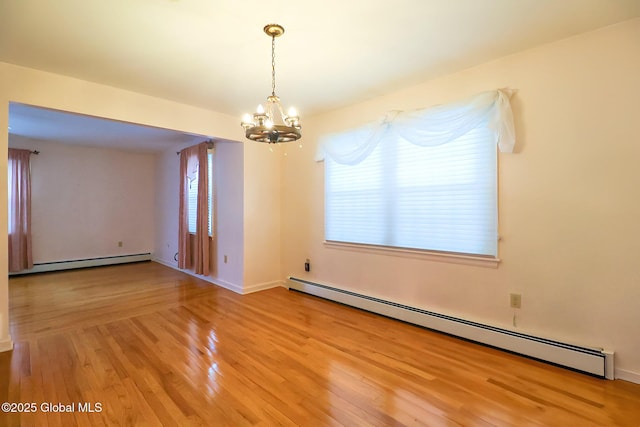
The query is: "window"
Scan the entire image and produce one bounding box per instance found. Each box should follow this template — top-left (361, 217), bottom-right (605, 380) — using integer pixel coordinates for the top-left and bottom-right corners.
top-left (325, 126), bottom-right (497, 256)
top-left (8, 157), bottom-right (16, 234)
top-left (187, 150), bottom-right (214, 235)
top-left (322, 90), bottom-right (514, 258)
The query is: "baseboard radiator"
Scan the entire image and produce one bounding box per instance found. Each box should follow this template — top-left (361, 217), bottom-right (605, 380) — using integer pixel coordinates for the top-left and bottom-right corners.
top-left (288, 277), bottom-right (613, 379)
top-left (9, 253), bottom-right (152, 275)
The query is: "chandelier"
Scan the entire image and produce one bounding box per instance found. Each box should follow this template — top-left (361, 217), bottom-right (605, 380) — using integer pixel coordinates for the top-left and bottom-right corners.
top-left (241, 24), bottom-right (301, 144)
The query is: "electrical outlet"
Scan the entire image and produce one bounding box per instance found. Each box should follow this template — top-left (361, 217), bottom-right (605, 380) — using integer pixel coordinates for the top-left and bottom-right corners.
top-left (304, 259), bottom-right (310, 272)
top-left (118, 241), bottom-right (123, 247)
top-left (224, 255), bottom-right (228, 264)
top-left (510, 293), bottom-right (522, 309)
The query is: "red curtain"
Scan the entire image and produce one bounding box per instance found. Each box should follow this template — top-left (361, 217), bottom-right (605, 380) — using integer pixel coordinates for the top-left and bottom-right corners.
top-left (178, 142), bottom-right (210, 275)
top-left (8, 148), bottom-right (33, 272)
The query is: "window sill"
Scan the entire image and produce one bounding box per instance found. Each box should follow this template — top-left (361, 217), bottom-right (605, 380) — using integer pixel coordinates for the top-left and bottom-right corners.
top-left (323, 241), bottom-right (500, 268)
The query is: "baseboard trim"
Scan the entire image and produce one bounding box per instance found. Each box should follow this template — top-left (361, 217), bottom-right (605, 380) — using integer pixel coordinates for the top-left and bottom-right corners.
top-left (152, 258), bottom-right (244, 294)
top-left (211, 278), bottom-right (244, 294)
top-left (152, 256), bottom-right (179, 270)
top-left (615, 368), bottom-right (640, 384)
top-left (243, 280), bottom-right (285, 294)
top-left (0, 336), bottom-right (14, 352)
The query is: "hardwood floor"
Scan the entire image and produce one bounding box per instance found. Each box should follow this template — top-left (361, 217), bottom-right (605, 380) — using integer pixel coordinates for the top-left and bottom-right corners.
top-left (2, 262), bottom-right (639, 426)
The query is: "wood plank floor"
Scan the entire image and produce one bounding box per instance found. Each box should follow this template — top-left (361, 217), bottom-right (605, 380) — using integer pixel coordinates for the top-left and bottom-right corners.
top-left (1, 262), bottom-right (639, 426)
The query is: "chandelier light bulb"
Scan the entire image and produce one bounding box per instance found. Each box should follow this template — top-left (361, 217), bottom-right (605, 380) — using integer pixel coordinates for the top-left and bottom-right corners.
top-left (265, 119), bottom-right (273, 129)
top-left (242, 114), bottom-right (252, 123)
top-left (287, 107), bottom-right (298, 118)
top-left (256, 104), bottom-right (265, 114)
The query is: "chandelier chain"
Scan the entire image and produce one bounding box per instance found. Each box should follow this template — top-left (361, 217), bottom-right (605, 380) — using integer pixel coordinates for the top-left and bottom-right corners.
top-left (271, 35), bottom-right (276, 96)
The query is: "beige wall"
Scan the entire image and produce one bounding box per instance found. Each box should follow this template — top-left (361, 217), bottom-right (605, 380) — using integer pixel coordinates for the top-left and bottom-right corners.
top-left (2, 18), bottom-right (639, 380)
top-left (153, 140), bottom-right (246, 292)
top-left (243, 142), bottom-right (284, 291)
top-left (0, 62), bottom-right (282, 350)
top-left (281, 18), bottom-right (640, 380)
top-left (4, 64), bottom-right (240, 140)
top-left (10, 136), bottom-right (156, 263)
top-left (152, 149), bottom-right (182, 268)
top-left (0, 80), bottom-right (9, 351)
top-left (214, 141), bottom-right (245, 288)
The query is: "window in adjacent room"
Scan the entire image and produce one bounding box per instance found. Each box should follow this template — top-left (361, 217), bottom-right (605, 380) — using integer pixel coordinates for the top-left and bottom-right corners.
top-left (187, 149), bottom-right (214, 235)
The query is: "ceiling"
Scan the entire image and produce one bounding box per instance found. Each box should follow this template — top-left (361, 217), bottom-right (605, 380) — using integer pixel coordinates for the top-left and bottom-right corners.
top-left (8, 103), bottom-right (203, 152)
top-left (2, 0), bottom-right (639, 150)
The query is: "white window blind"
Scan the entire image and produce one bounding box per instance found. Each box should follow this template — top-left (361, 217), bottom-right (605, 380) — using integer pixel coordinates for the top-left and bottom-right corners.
top-left (187, 151), bottom-right (214, 235)
top-left (7, 158), bottom-right (15, 234)
top-left (187, 175), bottom-right (198, 234)
top-left (208, 150), bottom-right (213, 235)
top-left (325, 125), bottom-right (497, 257)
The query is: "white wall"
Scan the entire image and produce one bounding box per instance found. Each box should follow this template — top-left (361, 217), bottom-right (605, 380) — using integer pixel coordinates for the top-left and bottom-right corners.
top-left (281, 18), bottom-right (640, 381)
top-left (0, 62), bottom-right (246, 351)
top-left (214, 141), bottom-right (245, 288)
top-left (0, 85), bottom-right (9, 351)
top-left (152, 137), bottom-right (279, 294)
top-left (153, 140), bottom-right (245, 291)
top-left (9, 135), bottom-right (155, 263)
top-left (153, 148), bottom-right (180, 267)
top-left (243, 142), bottom-right (283, 292)
top-left (5, 18), bottom-right (638, 383)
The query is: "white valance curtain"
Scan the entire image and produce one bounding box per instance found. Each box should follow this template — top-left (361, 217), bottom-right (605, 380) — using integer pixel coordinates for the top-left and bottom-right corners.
top-left (316, 89), bottom-right (515, 165)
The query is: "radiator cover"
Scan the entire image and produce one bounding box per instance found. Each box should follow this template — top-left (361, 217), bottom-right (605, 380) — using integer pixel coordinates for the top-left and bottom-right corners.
top-left (288, 277), bottom-right (612, 379)
top-left (9, 253), bottom-right (152, 275)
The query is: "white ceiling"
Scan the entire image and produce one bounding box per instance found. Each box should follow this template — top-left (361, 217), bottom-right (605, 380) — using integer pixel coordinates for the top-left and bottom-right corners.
top-left (8, 103), bottom-right (203, 152)
top-left (2, 0), bottom-right (639, 149)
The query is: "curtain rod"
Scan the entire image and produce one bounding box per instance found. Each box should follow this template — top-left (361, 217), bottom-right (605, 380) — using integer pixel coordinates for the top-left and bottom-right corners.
top-left (176, 139), bottom-right (214, 155)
